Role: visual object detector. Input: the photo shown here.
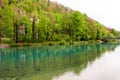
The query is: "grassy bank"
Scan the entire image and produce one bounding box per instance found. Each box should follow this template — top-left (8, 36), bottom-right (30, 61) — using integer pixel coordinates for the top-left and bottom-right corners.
top-left (9, 40), bottom-right (99, 47)
top-left (0, 39), bottom-right (119, 48)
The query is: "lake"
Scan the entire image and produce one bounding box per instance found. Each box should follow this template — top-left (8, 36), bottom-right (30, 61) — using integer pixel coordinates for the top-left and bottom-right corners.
top-left (0, 43), bottom-right (120, 80)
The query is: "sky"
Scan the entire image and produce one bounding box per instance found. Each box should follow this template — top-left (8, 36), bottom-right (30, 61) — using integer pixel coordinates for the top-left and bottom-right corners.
top-left (50, 0), bottom-right (120, 31)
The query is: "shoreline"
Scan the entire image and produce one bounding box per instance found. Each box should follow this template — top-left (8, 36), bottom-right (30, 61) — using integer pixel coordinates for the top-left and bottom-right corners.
top-left (0, 40), bottom-right (119, 48)
top-left (0, 44), bottom-right (9, 48)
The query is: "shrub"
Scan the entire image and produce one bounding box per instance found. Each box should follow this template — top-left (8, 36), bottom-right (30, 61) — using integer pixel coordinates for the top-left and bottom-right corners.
top-left (2, 38), bottom-right (13, 44)
top-left (48, 42), bottom-right (55, 45)
top-left (59, 40), bottom-right (66, 45)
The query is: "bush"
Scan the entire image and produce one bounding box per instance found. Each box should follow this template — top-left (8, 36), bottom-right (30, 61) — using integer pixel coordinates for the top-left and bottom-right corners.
top-left (48, 42), bottom-right (55, 45)
top-left (2, 38), bottom-right (13, 44)
top-left (59, 40), bottom-right (66, 45)
top-left (69, 40), bottom-right (75, 44)
top-left (88, 40), bottom-right (96, 43)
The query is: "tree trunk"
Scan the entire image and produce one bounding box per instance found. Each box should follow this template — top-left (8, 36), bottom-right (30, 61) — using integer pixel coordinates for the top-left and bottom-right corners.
top-left (0, 19), bottom-right (2, 43)
top-left (32, 16), bottom-right (36, 40)
top-left (0, 27), bottom-right (2, 43)
top-left (48, 0), bottom-right (50, 6)
top-left (14, 20), bottom-right (18, 43)
top-left (69, 23), bottom-right (71, 37)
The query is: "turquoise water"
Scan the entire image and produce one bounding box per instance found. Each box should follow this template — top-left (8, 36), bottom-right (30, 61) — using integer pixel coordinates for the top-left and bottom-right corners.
top-left (0, 43), bottom-right (119, 80)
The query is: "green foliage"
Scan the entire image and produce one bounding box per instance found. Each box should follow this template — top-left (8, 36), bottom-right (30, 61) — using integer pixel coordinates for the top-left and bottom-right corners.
top-left (110, 29), bottom-right (119, 36)
top-left (0, 0), bottom-right (118, 44)
top-left (19, 15), bottom-right (32, 41)
top-left (1, 6), bottom-right (14, 37)
top-left (59, 40), bottom-right (66, 45)
top-left (2, 38), bottom-right (13, 44)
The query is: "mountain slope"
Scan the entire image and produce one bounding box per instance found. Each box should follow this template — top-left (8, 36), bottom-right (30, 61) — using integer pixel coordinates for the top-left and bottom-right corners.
top-left (0, 0), bottom-right (118, 43)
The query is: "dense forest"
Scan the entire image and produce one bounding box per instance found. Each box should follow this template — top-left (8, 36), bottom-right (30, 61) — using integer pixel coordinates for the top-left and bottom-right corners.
top-left (0, 0), bottom-right (119, 44)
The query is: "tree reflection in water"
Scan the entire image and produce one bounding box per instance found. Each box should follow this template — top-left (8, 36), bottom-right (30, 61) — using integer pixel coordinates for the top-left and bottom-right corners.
top-left (0, 43), bottom-right (119, 80)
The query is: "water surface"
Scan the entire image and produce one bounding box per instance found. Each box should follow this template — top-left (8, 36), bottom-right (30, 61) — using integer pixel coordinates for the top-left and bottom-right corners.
top-left (0, 43), bottom-right (119, 80)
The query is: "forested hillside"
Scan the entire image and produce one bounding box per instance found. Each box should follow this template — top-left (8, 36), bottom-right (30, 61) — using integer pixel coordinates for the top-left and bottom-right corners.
top-left (0, 0), bottom-right (119, 43)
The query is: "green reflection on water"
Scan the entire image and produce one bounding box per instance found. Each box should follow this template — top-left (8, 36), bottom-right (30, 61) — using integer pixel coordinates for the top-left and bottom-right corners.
top-left (0, 43), bottom-right (119, 80)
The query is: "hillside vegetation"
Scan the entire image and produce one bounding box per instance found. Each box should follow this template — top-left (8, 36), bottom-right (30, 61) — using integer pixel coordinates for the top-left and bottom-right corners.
top-left (0, 0), bottom-right (119, 44)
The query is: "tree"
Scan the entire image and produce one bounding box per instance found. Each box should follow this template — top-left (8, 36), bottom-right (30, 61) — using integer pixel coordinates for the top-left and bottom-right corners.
top-left (0, 1), bottom-right (11, 43)
top-left (110, 29), bottom-right (118, 37)
top-left (2, 6), bottom-right (14, 38)
top-left (31, 11), bottom-right (38, 40)
top-left (48, 0), bottom-right (50, 6)
top-left (13, 19), bottom-right (18, 43)
top-left (0, 19), bottom-right (2, 43)
top-left (8, 0), bottom-right (17, 5)
top-left (37, 13), bottom-right (51, 42)
top-left (0, 0), bottom-right (118, 43)
top-left (0, 0), bottom-right (7, 9)
top-left (19, 15), bottom-right (31, 42)
top-left (71, 11), bottom-right (87, 41)
top-left (0, 8), bottom-right (2, 43)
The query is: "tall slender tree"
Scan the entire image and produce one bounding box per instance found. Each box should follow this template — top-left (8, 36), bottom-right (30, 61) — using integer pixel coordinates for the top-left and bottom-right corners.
top-left (13, 0), bottom-right (21, 43)
top-left (0, 19), bottom-right (2, 43)
top-left (13, 20), bottom-right (18, 43)
top-left (31, 9), bottom-right (38, 40)
top-left (0, 8), bottom-right (2, 43)
top-left (32, 15), bottom-right (36, 40)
